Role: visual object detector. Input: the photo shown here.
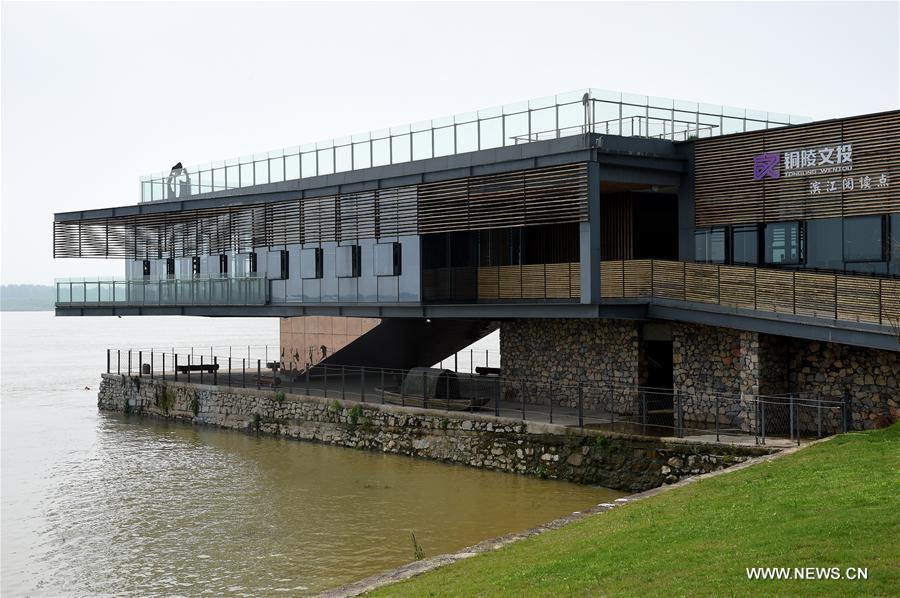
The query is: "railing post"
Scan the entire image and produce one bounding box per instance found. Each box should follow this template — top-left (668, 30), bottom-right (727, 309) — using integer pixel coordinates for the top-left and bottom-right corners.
top-left (242, 358), bottom-right (246, 388)
top-left (842, 392), bottom-right (850, 434)
top-left (138, 351), bottom-right (142, 377)
top-left (789, 393), bottom-right (795, 443)
top-left (228, 357), bottom-right (231, 386)
top-left (341, 365), bottom-right (346, 401)
top-left (360, 367), bottom-right (366, 403)
top-left (257, 359), bottom-right (261, 390)
top-left (150, 352), bottom-right (154, 379)
top-left (676, 391), bottom-right (682, 438)
top-left (470, 349), bottom-right (474, 374)
top-left (128, 350), bottom-right (132, 376)
top-left (445, 371), bottom-right (450, 411)
top-left (521, 380), bottom-right (526, 421)
top-left (162, 352), bottom-right (165, 381)
top-left (200, 355), bottom-right (204, 384)
top-left (174, 354), bottom-right (178, 381)
top-left (421, 369), bottom-right (427, 410)
top-left (641, 391), bottom-right (647, 428)
top-left (324, 366), bottom-right (328, 398)
top-left (305, 365), bottom-right (310, 395)
top-left (549, 381), bottom-right (554, 424)
top-left (380, 368), bottom-right (385, 405)
top-left (578, 383), bottom-right (584, 428)
top-left (817, 396), bottom-right (823, 437)
top-left (760, 400), bottom-right (766, 445)
top-left (187, 353), bottom-right (191, 384)
top-left (400, 369), bottom-right (405, 407)
top-left (213, 357), bottom-right (218, 386)
top-left (107, 349), bottom-right (110, 374)
top-left (117, 349), bottom-right (121, 375)
top-left (715, 394), bottom-right (720, 442)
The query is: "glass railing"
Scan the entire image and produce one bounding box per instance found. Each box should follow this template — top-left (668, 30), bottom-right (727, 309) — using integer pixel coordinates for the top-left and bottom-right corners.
top-left (55, 276), bottom-right (269, 307)
top-left (139, 88), bottom-right (810, 203)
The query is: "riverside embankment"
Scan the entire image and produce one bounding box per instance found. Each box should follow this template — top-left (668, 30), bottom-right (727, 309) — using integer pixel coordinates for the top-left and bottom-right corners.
top-left (99, 374), bottom-right (776, 492)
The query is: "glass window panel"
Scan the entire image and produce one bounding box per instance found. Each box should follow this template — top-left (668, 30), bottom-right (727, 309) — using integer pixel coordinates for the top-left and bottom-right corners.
top-left (530, 106), bottom-right (555, 139)
top-left (353, 141), bottom-right (371, 169)
top-left (335, 145), bottom-right (352, 172)
top-left (412, 130), bottom-right (432, 160)
top-left (375, 242), bottom-right (401, 276)
top-left (301, 151), bottom-right (317, 177)
top-left (891, 213), bottom-right (900, 275)
top-left (722, 117), bottom-right (744, 135)
top-left (433, 126), bottom-right (454, 157)
top-left (372, 138), bottom-right (391, 166)
top-left (269, 156), bottom-right (284, 183)
top-left (317, 148), bottom-right (334, 175)
top-left (504, 112), bottom-right (528, 145)
top-left (479, 116), bottom-right (502, 149)
top-left (240, 162), bottom-right (254, 186)
top-left (301, 248), bottom-right (322, 279)
top-left (694, 229), bottom-right (708, 262)
top-left (225, 165), bottom-right (239, 189)
top-left (254, 160), bottom-right (269, 185)
top-left (709, 228), bottom-right (726, 263)
top-left (391, 133), bottom-right (411, 163)
top-left (285, 154), bottom-right (300, 180)
top-left (456, 121), bottom-right (477, 153)
top-left (806, 218), bottom-right (843, 269)
top-left (765, 221), bottom-right (801, 264)
top-left (336, 245), bottom-right (361, 277)
top-left (843, 215), bottom-right (883, 262)
top-left (557, 102), bottom-right (583, 134)
top-left (732, 224), bottom-right (758, 264)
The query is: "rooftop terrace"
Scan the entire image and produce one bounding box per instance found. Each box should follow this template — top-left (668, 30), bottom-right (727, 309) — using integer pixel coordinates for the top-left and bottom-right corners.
top-left (140, 88), bottom-right (810, 204)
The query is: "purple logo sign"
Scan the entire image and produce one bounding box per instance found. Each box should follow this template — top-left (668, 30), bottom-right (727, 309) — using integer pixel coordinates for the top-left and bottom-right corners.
top-left (753, 152), bottom-right (780, 180)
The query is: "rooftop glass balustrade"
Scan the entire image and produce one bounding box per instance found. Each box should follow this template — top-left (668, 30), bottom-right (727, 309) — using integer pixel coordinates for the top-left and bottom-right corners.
top-left (55, 276), bottom-right (268, 307)
top-left (140, 88), bottom-right (810, 203)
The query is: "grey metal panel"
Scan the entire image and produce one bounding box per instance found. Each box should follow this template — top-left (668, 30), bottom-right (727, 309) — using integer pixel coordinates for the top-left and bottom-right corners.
top-left (358, 238), bottom-right (378, 302)
top-left (338, 276), bottom-right (358, 303)
top-left (321, 242), bottom-right (338, 302)
top-left (399, 235), bottom-right (420, 302)
top-left (377, 275), bottom-right (399, 303)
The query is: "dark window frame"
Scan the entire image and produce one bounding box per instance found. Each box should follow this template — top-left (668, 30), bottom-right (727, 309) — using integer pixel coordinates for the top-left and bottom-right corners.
top-left (764, 221), bottom-right (803, 266)
top-left (279, 249), bottom-right (290, 280)
top-left (842, 215), bottom-right (885, 263)
top-left (336, 244), bottom-right (362, 278)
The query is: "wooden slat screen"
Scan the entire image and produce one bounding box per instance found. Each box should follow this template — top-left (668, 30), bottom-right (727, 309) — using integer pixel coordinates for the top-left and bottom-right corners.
top-left (55, 163), bottom-right (587, 259)
top-left (598, 259), bottom-right (898, 329)
top-left (475, 263), bottom-right (580, 300)
top-left (695, 111), bottom-right (900, 227)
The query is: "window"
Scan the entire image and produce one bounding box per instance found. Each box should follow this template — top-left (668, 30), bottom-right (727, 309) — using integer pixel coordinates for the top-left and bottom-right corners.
top-left (843, 215), bottom-right (884, 262)
top-left (375, 242), bottom-right (402, 276)
top-left (892, 214), bottom-right (900, 275)
top-left (142, 260), bottom-right (151, 277)
top-left (731, 225), bottom-right (758, 265)
top-left (248, 252), bottom-right (258, 275)
top-left (806, 218), bottom-right (843, 270)
top-left (165, 258), bottom-right (175, 277)
top-left (694, 227), bottom-right (726, 263)
top-left (279, 250), bottom-right (290, 280)
top-left (300, 248), bottom-right (323, 279)
top-left (219, 254), bottom-right (229, 276)
top-left (764, 221), bottom-right (802, 265)
top-left (191, 256), bottom-right (201, 277)
top-left (336, 245), bottom-right (362, 278)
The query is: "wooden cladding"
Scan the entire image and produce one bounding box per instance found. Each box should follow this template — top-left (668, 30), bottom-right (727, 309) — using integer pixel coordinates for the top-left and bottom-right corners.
top-left (600, 259), bottom-right (900, 327)
top-left (54, 163), bottom-right (587, 259)
top-left (477, 263), bottom-right (581, 300)
top-left (695, 111), bottom-right (900, 226)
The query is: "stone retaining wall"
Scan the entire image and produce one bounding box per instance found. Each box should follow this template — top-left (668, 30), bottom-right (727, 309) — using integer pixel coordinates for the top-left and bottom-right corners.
top-left (98, 374), bottom-right (772, 493)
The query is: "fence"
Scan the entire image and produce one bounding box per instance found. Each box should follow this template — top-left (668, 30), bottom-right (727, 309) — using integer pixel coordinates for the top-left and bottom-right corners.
top-left (600, 259), bottom-right (900, 327)
top-left (106, 347), bottom-right (854, 445)
top-left (139, 88), bottom-right (805, 203)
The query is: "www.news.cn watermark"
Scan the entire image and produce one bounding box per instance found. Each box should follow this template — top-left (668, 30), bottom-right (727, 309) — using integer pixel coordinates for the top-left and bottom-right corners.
top-left (747, 567), bottom-right (868, 581)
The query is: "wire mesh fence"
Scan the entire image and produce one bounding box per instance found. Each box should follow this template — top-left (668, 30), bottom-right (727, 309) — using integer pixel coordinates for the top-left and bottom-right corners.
top-left (106, 347), bottom-right (855, 445)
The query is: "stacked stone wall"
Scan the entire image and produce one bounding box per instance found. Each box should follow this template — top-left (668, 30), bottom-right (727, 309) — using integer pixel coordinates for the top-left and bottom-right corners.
top-left (499, 319), bottom-right (639, 413)
top-left (98, 374), bottom-right (771, 492)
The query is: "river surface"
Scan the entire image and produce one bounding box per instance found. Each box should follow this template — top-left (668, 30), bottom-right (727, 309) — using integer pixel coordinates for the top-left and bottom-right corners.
top-left (1, 312), bottom-right (622, 596)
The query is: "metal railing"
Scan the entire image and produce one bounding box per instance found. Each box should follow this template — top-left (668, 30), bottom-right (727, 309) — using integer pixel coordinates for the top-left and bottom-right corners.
top-left (55, 276), bottom-right (269, 307)
top-left (139, 88), bottom-right (806, 203)
top-left (600, 259), bottom-right (900, 328)
top-left (107, 347), bottom-right (858, 445)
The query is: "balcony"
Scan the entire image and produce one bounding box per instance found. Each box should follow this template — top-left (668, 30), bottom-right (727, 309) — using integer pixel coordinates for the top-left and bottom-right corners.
top-left (600, 260), bottom-right (900, 328)
top-left (55, 277), bottom-right (269, 307)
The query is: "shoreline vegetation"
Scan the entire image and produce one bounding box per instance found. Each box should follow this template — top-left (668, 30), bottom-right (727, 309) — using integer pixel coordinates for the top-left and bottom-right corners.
top-left (370, 424), bottom-right (900, 597)
top-left (1, 284), bottom-right (55, 311)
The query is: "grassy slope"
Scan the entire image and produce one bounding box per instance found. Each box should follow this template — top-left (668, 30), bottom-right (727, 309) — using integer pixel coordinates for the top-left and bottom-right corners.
top-left (375, 425), bottom-right (900, 597)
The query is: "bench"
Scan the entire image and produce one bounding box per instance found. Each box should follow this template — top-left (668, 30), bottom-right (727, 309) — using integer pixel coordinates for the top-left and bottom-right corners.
top-left (176, 364), bottom-right (220, 374)
top-left (475, 366), bottom-right (501, 376)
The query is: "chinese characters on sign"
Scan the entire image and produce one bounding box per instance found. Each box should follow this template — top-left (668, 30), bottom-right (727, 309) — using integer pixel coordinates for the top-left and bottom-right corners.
top-left (783, 143), bottom-right (853, 177)
top-left (808, 173), bottom-right (890, 195)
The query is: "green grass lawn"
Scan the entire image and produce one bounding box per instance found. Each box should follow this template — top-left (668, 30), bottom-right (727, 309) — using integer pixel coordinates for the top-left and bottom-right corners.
top-left (373, 424), bottom-right (900, 597)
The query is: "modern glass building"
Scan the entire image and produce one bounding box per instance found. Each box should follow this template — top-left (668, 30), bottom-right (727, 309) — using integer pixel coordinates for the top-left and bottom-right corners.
top-left (53, 88), bottom-right (899, 431)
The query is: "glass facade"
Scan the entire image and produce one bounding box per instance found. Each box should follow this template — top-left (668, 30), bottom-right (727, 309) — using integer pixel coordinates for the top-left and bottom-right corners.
top-left (695, 213), bottom-right (899, 275)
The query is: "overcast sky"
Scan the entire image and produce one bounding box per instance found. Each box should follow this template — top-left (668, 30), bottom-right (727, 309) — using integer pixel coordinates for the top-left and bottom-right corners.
top-left (2, 1), bottom-right (898, 284)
